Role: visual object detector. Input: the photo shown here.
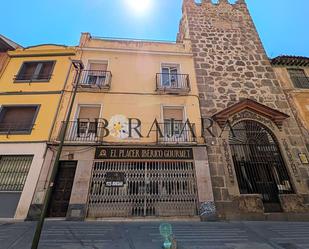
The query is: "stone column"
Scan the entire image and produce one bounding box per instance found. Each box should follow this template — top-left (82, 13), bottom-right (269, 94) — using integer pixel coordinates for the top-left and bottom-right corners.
top-left (193, 147), bottom-right (216, 221)
top-left (66, 148), bottom-right (95, 220)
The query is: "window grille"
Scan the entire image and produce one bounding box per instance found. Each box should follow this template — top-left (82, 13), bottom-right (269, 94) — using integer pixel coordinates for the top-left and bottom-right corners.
top-left (288, 68), bottom-right (309, 89)
top-left (0, 155), bottom-right (33, 191)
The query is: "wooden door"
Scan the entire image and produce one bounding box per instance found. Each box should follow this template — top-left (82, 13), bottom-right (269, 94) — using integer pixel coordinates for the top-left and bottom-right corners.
top-left (48, 161), bottom-right (77, 217)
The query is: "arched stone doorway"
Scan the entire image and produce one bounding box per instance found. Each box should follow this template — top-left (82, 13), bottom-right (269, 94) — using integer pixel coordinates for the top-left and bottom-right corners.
top-left (229, 120), bottom-right (294, 212)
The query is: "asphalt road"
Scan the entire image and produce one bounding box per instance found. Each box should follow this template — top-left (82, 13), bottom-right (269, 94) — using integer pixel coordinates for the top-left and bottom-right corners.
top-left (0, 220), bottom-right (309, 249)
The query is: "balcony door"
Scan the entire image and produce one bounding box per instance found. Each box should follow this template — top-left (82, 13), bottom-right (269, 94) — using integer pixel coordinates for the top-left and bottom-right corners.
top-left (163, 107), bottom-right (186, 143)
top-left (161, 64), bottom-right (180, 88)
top-left (86, 62), bottom-right (108, 87)
top-left (75, 105), bottom-right (101, 141)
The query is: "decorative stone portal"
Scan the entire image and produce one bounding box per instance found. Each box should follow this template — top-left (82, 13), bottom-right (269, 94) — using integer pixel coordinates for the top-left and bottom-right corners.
top-left (229, 120), bottom-right (294, 213)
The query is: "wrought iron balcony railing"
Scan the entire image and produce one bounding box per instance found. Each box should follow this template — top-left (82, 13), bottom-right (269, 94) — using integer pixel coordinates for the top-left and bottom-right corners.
top-left (0, 122), bottom-right (35, 134)
top-left (78, 70), bottom-right (112, 89)
top-left (290, 76), bottom-right (309, 89)
top-left (59, 120), bottom-right (196, 144)
top-left (156, 73), bottom-right (190, 92)
top-left (158, 122), bottom-right (197, 144)
top-left (59, 120), bottom-right (103, 142)
top-left (14, 73), bottom-right (52, 82)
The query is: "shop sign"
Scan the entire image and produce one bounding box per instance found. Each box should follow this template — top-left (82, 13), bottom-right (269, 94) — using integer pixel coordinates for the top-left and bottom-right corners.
top-left (95, 147), bottom-right (193, 160)
top-left (75, 114), bottom-right (239, 141)
top-left (105, 172), bottom-right (126, 187)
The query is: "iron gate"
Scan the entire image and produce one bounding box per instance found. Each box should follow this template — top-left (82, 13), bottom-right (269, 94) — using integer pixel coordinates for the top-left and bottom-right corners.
top-left (229, 120), bottom-right (294, 212)
top-left (87, 161), bottom-right (198, 217)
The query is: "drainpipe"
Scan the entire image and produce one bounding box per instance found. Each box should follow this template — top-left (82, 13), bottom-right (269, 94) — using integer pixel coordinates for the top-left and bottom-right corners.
top-left (31, 60), bottom-right (84, 249)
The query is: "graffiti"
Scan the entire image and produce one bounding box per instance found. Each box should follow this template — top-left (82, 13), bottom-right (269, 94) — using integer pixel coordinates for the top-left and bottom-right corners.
top-left (199, 201), bottom-right (216, 217)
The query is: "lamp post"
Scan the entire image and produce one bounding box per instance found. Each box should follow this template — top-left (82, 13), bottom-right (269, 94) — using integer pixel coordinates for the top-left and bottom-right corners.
top-left (31, 60), bottom-right (84, 249)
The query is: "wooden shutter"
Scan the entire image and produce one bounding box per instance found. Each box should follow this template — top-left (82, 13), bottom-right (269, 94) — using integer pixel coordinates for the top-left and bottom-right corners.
top-left (0, 106), bottom-right (37, 131)
top-left (78, 106), bottom-right (101, 120)
top-left (38, 61), bottom-right (54, 79)
top-left (18, 62), bottom-right (37, 80)
top-left (89, 63), bottom-right (107, 71)
top-left (163, 108), bottom-right (184, 121)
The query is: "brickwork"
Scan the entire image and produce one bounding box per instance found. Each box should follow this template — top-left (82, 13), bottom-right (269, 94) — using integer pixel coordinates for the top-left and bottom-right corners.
top-left (178, 0), bottom-right (309, 218)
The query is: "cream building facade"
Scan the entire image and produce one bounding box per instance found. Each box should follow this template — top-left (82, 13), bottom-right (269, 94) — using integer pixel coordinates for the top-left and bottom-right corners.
top-left (29, 33), bottom-right (214, 220)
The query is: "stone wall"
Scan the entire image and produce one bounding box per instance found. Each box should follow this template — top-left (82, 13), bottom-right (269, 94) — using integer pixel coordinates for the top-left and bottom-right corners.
top-left (178, 0), bottom-right (309, 217)
top-left (279, 194), bottom-right (309, 213)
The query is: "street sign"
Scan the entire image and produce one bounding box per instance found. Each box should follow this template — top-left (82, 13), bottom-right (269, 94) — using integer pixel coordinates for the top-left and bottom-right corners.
top-left (105, 172), bottom-right (125, 187)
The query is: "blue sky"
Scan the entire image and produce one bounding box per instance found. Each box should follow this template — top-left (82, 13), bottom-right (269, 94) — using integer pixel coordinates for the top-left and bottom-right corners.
top-left (1, 0), bottom-right (308, 57)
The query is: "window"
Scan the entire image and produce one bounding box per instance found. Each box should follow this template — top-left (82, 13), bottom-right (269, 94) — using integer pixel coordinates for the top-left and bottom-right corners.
top-left (163, 107), bottom-right (184, 141)
top-left (84, 62), bottom-right (108, 86)
top-left (0, 106), bottom-right (39, 133)
top-left (76, 106), bottom-right (101, 138)
top-left (157, 64), bottom-right (189, 91)
top-left (0, 155), bottom-right (33, 191)
top-left (15, 61), bottom-right (55, 81)
top-left (161, 64), bottom-right (180, 87)
top-left (288, 68), bottom-right (309, 88)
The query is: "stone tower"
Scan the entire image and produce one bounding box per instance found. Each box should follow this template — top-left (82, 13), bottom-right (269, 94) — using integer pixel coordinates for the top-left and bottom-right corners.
top-left (178, 0), bottom-right (309, 219)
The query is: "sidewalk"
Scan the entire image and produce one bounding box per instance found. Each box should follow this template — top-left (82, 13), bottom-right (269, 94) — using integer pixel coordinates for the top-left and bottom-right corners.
top-left (0, 220), bottom-right (309, 249)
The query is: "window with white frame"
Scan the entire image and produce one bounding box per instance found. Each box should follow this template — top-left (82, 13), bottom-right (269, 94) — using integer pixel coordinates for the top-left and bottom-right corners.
top-left (85, 62), bottom-right (108, 86)
top-left (76, 106), bottom-right (101, 138)
top-left (161, 64), bottom-right (180, 87)
top-left (163, 107), bottom-right (184, 140)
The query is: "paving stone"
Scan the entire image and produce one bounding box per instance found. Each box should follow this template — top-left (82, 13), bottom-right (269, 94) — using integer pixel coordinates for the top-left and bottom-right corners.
top-left (227, 243), bottom-right (275, 249)
top-left (2, 221), bottom-right (309, 249)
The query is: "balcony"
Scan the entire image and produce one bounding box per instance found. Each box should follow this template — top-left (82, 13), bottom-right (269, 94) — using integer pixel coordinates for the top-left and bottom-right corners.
top-left (158, 122), bottom-right (197, 144)
top-left (59, 120), bottom-right (196, 144)
top-left (156, 73), bottom-right (190, 93)
top-left (60, 120), bottom-right (103, 143)
top-left (290, 76), bottom-right (309, 89)
top-left (78, 70), bottom-right (112, 89)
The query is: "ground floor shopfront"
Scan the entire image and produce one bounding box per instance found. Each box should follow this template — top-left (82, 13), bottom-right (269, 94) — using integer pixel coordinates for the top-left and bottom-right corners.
top-left (0, 143), bottom-right (46, 219)
top-left (26, 113), bottom-right (309, 221)
top-left (28, 145), bottom-right (215, 220)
